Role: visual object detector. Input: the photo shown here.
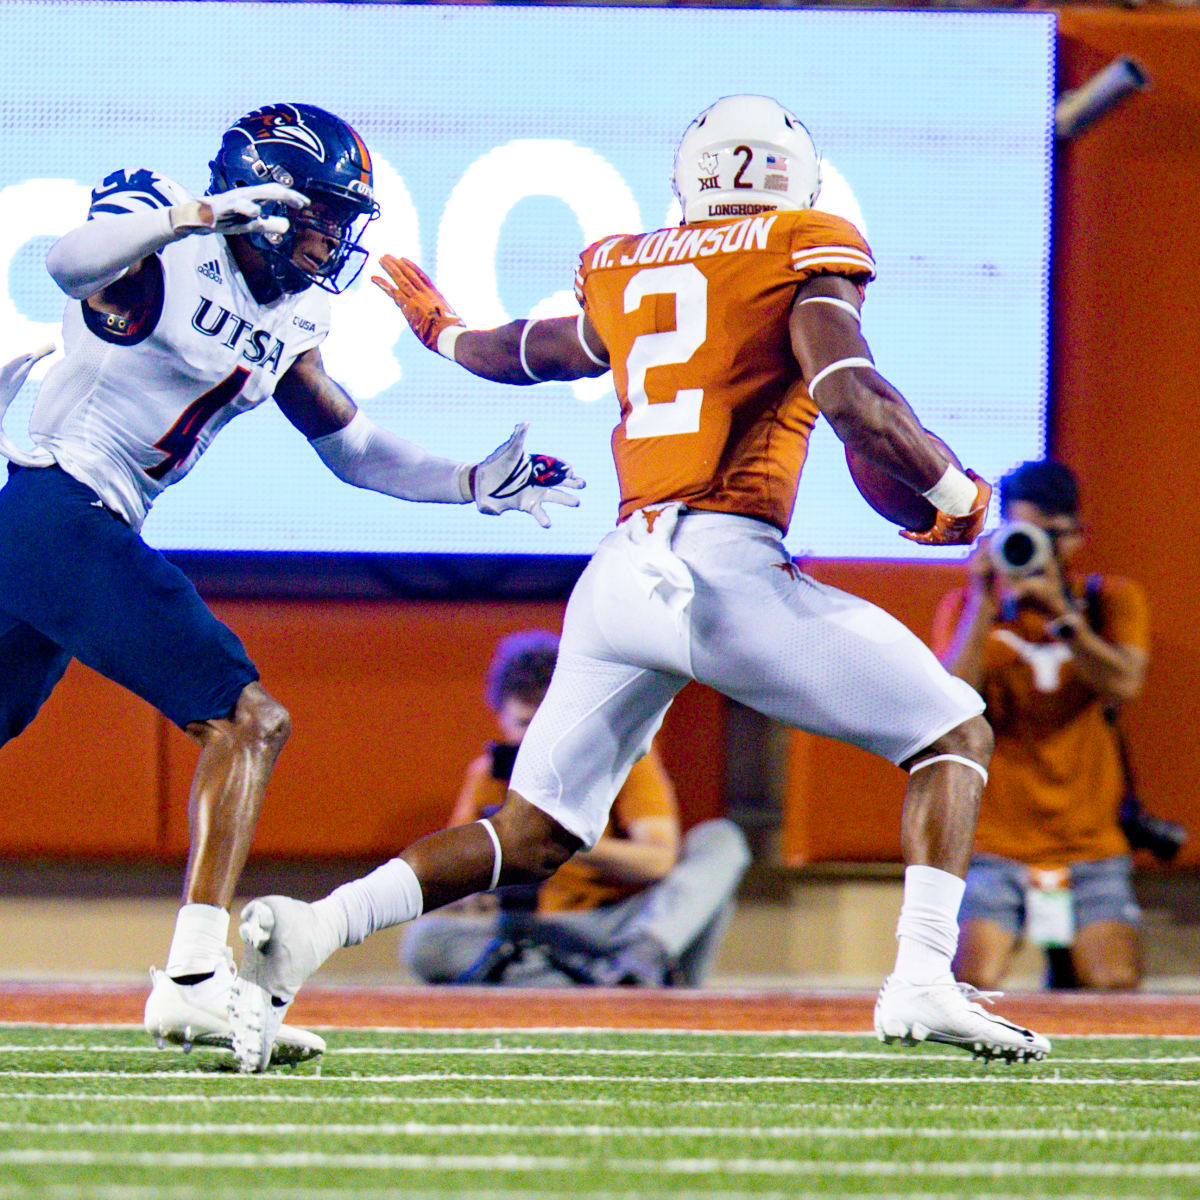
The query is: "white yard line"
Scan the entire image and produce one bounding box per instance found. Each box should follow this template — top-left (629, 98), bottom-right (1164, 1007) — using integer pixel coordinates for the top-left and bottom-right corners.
top-left (4, 1043), bottom-right (1200, 1066)
top-left (0, 1120), bottom-right (1193, 1141)
top-left (0, 1069), bottom-right (1196, 1085)
top-left (0, 1149), bottom-right (1196, 1178)
top-left (3, 1021), bottom-right (1198, 1041)
top-left (0, 1092), bottom-right (1153, 1115)
top-left (0, 1189), bottom-right (1152, 1200)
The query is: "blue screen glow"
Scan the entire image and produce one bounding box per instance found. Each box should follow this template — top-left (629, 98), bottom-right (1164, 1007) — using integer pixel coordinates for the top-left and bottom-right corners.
top-left (0, 3), bottom-right (1054, 559)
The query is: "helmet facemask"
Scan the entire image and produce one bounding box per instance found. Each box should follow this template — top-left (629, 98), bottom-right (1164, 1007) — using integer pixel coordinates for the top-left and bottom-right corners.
top-left (257, 188), bottom-right (379, 296)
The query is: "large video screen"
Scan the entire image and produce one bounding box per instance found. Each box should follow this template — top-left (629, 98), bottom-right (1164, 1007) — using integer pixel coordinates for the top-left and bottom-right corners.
top-left (1, 3), bottom-right (1054, 560)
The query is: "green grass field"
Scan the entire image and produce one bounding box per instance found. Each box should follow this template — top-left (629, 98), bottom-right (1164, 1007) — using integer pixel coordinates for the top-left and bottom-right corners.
top-left (0, 1024), bottom-right (1195, 1199)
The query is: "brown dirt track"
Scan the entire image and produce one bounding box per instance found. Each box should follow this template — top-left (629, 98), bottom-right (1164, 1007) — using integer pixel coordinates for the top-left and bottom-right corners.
top-left (0, 984), bottom-right (1196, 1035)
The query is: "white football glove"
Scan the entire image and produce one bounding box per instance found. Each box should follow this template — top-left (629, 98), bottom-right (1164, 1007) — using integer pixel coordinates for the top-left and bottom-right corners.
top-left (471, 423), bottom-right (584, 528)
top-left (169, 183), bottom-right (310, 238)
top-left (0, 344), bottom-right (56, 468)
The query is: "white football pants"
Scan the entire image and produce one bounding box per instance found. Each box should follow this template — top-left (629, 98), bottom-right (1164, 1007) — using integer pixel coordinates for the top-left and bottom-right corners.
top-left (511, 504), bottom-right (984, 846)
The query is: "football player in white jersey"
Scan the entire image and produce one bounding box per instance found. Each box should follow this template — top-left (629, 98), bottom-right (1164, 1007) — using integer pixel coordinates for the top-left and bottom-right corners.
top-left (0, 103), bottom-right (582, 1065)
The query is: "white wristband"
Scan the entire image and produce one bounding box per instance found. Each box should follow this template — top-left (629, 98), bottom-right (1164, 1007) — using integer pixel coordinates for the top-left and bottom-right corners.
top-left (436, 324), bottom-right (465, 360)
top-left (921, 464), bottom-right (977, 516)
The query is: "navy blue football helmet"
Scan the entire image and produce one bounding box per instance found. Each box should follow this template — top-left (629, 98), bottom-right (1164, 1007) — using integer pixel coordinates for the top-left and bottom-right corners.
top-left (209, 103), bottom-right (379, 297)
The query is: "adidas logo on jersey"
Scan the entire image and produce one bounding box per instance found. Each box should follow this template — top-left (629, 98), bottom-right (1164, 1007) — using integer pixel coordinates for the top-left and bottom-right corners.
top-left (197, 259), bottom-right (223, 284)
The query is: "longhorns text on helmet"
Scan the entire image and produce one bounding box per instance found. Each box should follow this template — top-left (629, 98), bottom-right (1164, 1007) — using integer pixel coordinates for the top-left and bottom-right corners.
top-left (0, 96), bottom-right (865, 403)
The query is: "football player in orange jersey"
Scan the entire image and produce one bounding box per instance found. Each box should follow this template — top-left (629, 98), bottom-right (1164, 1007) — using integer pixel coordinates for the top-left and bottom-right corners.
top-left (228, 96), bottom-right (1049, 1070)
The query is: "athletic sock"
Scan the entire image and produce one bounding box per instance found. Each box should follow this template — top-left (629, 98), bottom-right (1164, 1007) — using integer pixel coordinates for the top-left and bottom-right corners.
top-left (315, 857), bottom-right (424, 947)
top-left (893, 864), bottom-right (965, 986)
top-left (165, 903), bottom-right (230, 979)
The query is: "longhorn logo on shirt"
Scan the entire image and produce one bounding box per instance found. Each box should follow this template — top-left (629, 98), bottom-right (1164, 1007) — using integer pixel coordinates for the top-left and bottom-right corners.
top-left (191, 298), bottom-right (287, 373)
top-left (234, 104), bottom-right (325, 162)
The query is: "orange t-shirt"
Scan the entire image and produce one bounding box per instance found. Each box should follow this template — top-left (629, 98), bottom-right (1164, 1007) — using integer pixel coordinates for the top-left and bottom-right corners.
top-left (931, 575), bottom-right (1150, 867)
top-left (574, 209), bottom-right (875, 532)
top-left (453, 747), bottom-right (678, 912)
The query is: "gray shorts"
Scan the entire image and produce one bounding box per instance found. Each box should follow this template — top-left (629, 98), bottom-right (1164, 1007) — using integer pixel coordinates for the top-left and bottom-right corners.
top-left (959, 852), bottom-right (1141, 934)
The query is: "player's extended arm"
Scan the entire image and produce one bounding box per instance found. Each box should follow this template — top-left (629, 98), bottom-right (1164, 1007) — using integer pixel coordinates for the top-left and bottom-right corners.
top-left (45, 183), bottom-right (310, 300)
top-left (275, 348), bottom-right (584, 525)
top-left (372, 255), bottom-right (610, 385)
top-left (789, 275), bottom-right (989, 546)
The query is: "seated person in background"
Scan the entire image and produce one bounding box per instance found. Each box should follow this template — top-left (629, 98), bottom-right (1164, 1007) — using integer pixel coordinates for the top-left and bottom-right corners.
top-left (403, 630), bottom-right (751, 986)
top-left (932, 460), bottom-right (1149, 990)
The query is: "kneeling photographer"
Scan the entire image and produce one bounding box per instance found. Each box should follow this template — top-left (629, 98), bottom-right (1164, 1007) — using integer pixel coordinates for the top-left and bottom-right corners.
top-left (931, 460), bottom-right (1180, 991)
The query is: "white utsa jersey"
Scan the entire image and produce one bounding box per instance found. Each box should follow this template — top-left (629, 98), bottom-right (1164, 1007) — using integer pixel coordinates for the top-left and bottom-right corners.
top-left (30, 168), bottom-right (330, 529)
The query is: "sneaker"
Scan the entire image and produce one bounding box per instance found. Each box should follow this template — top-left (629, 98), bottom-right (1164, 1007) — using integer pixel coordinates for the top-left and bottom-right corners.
top-left (229, 895), bottom-right (343, 1074)
top-left (874, 974), bottom-right (1051, 1063)
top-left (143, 949), bottom-right (325, 1066)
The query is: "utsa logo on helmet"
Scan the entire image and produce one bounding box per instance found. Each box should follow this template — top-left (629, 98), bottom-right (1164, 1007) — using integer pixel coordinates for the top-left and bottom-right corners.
top-left (235, 104), bottom-right (326, 162)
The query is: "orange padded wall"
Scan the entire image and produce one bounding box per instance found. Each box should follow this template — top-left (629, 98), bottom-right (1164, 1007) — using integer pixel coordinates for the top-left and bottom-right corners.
top-left (0, 663), bottom-right (161, 856)
top-left (155, 599), bottom-right (725, 859)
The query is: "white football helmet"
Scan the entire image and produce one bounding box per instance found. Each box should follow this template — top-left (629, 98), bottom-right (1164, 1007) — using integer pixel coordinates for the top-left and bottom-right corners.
top-left (672, 95), bottom-right (822, 224)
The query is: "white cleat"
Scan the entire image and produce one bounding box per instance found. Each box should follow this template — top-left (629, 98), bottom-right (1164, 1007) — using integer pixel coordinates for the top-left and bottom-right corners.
top-left (143, 949), bottom-right (325, 1067)
top-left (230, 895), bottom-right (342, 1074)
top-left (874, 974), bottom-right (1051, 1063)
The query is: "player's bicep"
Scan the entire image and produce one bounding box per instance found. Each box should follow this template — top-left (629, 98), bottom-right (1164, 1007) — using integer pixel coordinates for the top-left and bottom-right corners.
top-left (524, 314), bottom-right (610, 382)
top-left (274, 347), bottom-right (357, 438)
top-left (788, 275), bottom-right (872, 384)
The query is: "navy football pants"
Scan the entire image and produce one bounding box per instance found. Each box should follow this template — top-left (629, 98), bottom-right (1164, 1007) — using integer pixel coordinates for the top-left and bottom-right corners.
top-left (0, 464), bottom-right (258, 741)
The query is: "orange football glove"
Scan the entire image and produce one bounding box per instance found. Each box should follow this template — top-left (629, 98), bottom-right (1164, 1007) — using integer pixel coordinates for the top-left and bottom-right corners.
top-left (371, 254), bottom-right (465, 354)
top-left (901, 470), bottom-right (992, 547)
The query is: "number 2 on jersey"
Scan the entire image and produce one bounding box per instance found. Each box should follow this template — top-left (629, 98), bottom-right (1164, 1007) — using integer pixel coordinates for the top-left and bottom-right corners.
top-left (624, 263), bottom-right (706, 440)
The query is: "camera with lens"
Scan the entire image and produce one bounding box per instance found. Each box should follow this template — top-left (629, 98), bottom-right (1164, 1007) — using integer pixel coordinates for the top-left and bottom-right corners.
top-left (989, 520), bottom-right (1054, 577)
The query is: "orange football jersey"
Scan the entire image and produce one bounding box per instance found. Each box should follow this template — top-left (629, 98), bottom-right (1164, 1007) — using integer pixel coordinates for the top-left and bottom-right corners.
top-left (574, 208), bottom-right (875, 531)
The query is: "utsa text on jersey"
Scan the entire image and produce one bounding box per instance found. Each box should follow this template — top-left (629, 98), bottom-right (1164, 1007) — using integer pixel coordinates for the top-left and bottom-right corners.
top-left (190, 299), bottom-right (288, 373)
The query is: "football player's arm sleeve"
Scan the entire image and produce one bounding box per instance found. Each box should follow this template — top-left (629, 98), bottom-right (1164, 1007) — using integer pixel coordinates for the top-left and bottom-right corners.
top-left (310, 410), bottom-right (473, 504)
top-left (45, 207), bottom-right (179, 299)
top-left (279, 347), bottom-right (471, 503)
